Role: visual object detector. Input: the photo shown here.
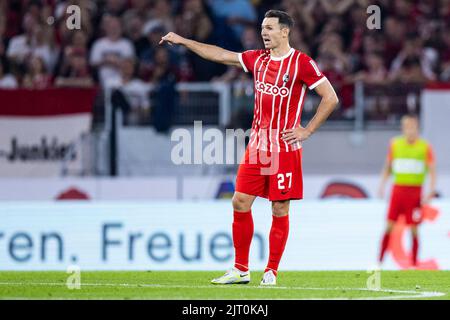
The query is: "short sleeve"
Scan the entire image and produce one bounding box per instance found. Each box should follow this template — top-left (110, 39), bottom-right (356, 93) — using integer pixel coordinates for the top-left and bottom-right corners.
top-left (238, 50), bottom-right (263, 74)
top-left (387, 140), bottom-right (394, 162)
top-left (299, 53), bottom-right (327, 90)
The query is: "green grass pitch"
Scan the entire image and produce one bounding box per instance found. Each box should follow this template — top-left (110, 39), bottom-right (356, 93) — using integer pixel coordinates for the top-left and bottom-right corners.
top-left (0, 271), bottom-right (449, 300)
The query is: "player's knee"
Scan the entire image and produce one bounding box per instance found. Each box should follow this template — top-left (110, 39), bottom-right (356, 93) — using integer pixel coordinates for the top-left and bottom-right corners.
top-left (232, 193), bottom-right (252, 212)
top-left (272, 201), bottom-right (289, 217)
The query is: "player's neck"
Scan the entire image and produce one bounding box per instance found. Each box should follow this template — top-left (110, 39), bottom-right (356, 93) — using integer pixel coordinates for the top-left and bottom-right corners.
top-left (405, 136), bottom-right (419, 144)
top-left (270, 44), bottom-right (292, 59)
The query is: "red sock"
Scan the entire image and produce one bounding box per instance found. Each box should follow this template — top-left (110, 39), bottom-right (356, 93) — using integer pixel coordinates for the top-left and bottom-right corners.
top-left (232, 210), bottom-right (254, 272)
top-left (379, 232), bottom-right (391, 263)
top-left (265, 215), bottom-right (289, 276)
top-left (412, 235), bottom-right (419, 266)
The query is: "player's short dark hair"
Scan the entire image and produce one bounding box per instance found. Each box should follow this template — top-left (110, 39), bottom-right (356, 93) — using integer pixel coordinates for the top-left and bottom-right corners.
top-left (264, 10), bottom-right (294, 30)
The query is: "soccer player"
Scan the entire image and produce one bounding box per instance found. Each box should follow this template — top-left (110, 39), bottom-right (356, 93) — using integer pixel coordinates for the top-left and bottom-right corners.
top-left (378, 114), bottom-right (436, 268)
top-left (160, 10), bottom-right (338, 285)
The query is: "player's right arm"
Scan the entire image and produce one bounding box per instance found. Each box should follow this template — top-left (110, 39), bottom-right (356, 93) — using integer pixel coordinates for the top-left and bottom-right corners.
top-left (378, 141), bottom-right (393, 198)
top-left (159, 32), bottom-right (241, 68)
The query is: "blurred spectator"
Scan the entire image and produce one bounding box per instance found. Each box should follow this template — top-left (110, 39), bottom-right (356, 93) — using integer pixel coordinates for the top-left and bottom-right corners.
top-left (440, 0), bottom-right (450, 20)
top-left (214, 26), bottom-right (261, 129)
top-left (111, 57), bottom-right (150, 126)
top-left (280, 0), bottom-right (315, 39)
top-left (124, 0), bottom-right (152, 21)
top-left (440, 26), bottom-right (450, 81)
top-left (317, 32), bottom-right (350, 76)
top-left (54, 0), bottom-right (95, 40)
top-left (360, 34), bottom-right (385, 57)
top-left (240, 26), bottom-right (262, 53)
top-left (22, 55), bottom-right (52, 89)
top-left (0, 58), bottom-right (18, 88)
top-left (0, 12), bottom-right (6, 57)
top-left (350, 53), bottom-right (388, 85)
top-left (139, 22), bottom-right (180, 78)
top-left (207, 0), bottom-right (257, 40)
top-left (213, 26), bottom-right (261, 83)
top-left (55, 48), bottom-right (93, 88)
top-left (149, 46), bottom-right (178, 133)
top-left (317, 52), bottom-right (345, 89)
top-left (30, 23), bottom-right (58, 73)
top-left (104, 0), bottom-right (127, 16)
top-left (175, 0), bottom-right (213, 42)
top-left (57, 30), bottom-right (89, 70)
top-left (389, 34), bottom-right (438, 82)
top-left (289, 28), bottom-right (310, 55)
top-left (90, 15), bottom-right (135, 86)
top-left (148, 46), bottom-right (180, 83)
top-left (6, 12), bottom-right (37, 71)
top-left (389, 55), bottom-right (428, 84)
top-left (175, 0), bottom-right (223, 81)
top-left (145, 0), bottom-right (175, 34)
top-left (121, 13), bottom-right (147, 57)
top-left (382, 17), bottom-right (407, 66)
top-left (0, 0), bottom-right (449, 126)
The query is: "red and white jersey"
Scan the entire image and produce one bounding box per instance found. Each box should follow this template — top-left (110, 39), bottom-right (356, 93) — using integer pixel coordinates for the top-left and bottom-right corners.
top-left (238, 48), bottom-right (326, 152)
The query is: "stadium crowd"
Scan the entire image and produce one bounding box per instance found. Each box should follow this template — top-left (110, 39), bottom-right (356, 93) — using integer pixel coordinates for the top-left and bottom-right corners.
top-left (0, 0), bottom-right (449, 121)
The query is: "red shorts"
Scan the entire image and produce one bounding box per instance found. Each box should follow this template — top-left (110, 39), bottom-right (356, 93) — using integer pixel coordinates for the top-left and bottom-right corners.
top-left (235, 147), bottom-right (303, 201)
top-left (387, 185), bottom-right (422, 225)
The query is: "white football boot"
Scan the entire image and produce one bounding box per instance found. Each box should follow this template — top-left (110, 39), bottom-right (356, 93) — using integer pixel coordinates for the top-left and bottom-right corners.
top-left (260, 270), bottom-right (277, 286)
top-left (211, 268), bottom-right (250, 285)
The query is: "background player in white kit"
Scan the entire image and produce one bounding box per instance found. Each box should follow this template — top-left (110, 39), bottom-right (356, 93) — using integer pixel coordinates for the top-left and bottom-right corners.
top-left (160, 10), bottom-right (338, 285)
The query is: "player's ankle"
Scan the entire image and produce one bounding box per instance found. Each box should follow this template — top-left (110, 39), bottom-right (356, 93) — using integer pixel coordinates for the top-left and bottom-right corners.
top-left (264, 268), bottom-right (277, 276)
top-left (234, 263), bottom-right (249, 273)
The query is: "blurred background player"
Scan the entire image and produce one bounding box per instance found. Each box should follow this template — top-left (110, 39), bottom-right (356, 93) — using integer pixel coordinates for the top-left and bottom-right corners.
top-left (159, 10), bottom-right (338, 285)
top-left (378, 114), bottom-right (436, 268)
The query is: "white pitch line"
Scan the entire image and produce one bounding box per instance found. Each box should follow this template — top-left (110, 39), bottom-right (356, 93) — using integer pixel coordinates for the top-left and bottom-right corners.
top-left (0, 282), bottom-right (445, 300)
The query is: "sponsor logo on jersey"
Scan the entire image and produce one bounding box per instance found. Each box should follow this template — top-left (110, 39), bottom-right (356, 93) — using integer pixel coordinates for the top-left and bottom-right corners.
top-left (255, 80), bottom-right (290, 97)
top-left (392, 159), bottom-right (425, 174)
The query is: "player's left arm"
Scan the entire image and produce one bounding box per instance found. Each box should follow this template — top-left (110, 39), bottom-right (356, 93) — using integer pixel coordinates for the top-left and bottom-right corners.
top-left (282, 79), bottom-right (339, 144)
top-left (423, 163), bottom-right (437, 204)
top-left (423, 145), bottom-right (437, 204)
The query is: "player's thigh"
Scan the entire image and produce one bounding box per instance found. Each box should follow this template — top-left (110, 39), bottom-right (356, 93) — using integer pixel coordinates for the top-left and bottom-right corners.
top-left (404, 190), bottom-right (422, 226)
top-left (387, 193), bottom-right (401, 223)
top-left (268, 150), bottom-right (303, 201)
top-left (235, 157), bottom-right (268, 199)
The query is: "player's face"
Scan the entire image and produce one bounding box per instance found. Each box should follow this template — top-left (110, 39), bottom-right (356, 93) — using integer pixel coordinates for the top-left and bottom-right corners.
top-left (402, 117), bottom-right (419, 142)
top-left (261, 17), bottom-right (289, 49)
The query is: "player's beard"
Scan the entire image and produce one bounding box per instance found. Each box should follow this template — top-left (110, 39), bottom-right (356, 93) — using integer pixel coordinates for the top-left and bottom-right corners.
top-left (264, 40), bottom-right (274, 49)
top-left (264, 38), bottom-right (280, 50)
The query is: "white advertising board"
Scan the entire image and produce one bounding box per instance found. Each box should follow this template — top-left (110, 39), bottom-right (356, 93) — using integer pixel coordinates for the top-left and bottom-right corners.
top-left (1, 200), bottom-right (448, 271)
